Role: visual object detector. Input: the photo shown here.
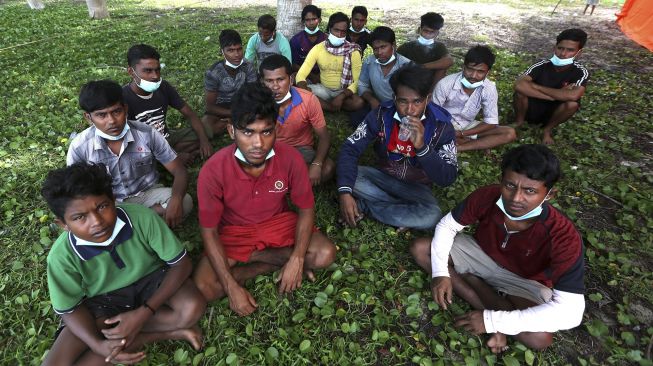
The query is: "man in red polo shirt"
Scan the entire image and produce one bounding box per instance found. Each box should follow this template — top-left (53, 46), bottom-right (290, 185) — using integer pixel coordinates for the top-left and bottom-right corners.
top-left (193, 83), bottom-right (336, 316)
top-left (410, 144), bottom-right (585, 353)
top-left (259, 54), bottom-right (334, 186)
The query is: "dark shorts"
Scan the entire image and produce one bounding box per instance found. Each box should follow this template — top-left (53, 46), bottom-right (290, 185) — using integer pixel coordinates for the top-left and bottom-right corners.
top-left (295, 145), bottom-right (316, 164)
top-left (54, 268), bottom-right (167, 340)
top-left (526, 97), bottom-right (561, 124)
top-left (84, 268), bottom-right (167, 319)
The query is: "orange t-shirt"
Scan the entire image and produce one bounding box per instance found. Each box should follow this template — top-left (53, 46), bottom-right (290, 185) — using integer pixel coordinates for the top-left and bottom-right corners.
top-left (276, 87), bottom-right (326, 147)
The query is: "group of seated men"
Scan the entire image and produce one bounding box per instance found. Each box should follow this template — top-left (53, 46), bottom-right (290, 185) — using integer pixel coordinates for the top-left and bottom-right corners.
top-left (40, 5), bottom-right (589, 364)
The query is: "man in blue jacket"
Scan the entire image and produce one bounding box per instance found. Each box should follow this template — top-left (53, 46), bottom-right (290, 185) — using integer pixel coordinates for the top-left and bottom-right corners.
top-left (337, 64), bottom-right (458, 231)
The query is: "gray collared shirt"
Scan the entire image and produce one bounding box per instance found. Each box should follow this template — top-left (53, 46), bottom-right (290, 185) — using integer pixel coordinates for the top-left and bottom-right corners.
top-left (358, 53), bottom-right (412, 102)
top-left (66, 121), bottom-right (177, 200)
top-left (432, 71), bottom-right (499, 130)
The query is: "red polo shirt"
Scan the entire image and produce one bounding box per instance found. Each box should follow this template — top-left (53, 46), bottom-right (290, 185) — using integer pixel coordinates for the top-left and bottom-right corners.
top-left (452, 185), bottom-right (584, 293)
top-left (198, 142), bottom-right (314, 228)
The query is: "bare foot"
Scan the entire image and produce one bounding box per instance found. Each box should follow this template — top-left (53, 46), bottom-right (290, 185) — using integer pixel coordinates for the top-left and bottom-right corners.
top-left (542, 131), bottom-right (555, 145)
top-left (487, 332), bottom-right (508, 354)
top-left (173, 325), bottom-right (204, 351)
top-left (304, 269), bottom-right (316, 282)
top-left (513, 120), bottom-right (525, 128)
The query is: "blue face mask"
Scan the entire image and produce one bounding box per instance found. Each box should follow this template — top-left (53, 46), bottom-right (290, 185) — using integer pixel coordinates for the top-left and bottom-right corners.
top-left (133, 70), bottom-right (161, 93)
top-left (328, 33), bottom-right (345, 47)
top-left (461, 77), bottom-right (483, 89)
top-left (550, 52), bottom-right (576, 67)
top-left (95, 121), bottom-right (130, 141)
top-left (305, 26), bottom-right (319, 35)
top-left (495, 190), bottom-right (551, 221)
top-left (417, 35), bottom-right (434, 46)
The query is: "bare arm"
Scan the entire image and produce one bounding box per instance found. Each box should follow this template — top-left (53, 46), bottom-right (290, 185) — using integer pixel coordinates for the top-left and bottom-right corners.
top-left (360, 91), bottom-right (380, 110)
top-left (457, 122), bottom-right (497, 138)
top-left (422, 54), bottom-right (453, 71)
top-left (201, 227), bottom-right (258, 315)
top-left (179, 104), bottom-right (212, 158)
top-left (161, 158), bottom-right (189, 228)
top-left (533, 84), bottom-right (585, 102)
top-left (204, 91), bottom-right (231, 117)
top-left (514, 75), bottom-right (555, 101)
top-left (278, 207), bottom-right (314, 293)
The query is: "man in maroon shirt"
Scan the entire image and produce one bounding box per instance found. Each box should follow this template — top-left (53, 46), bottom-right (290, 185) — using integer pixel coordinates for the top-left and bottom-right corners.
top-left (410, 144), bottom-right (585, 353)
top-left (193, 83), bottom-right (336, 316)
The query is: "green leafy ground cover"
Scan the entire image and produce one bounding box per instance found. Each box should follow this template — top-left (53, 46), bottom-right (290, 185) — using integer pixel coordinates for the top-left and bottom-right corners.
top-left (0, 0), bottom-right (652, 364)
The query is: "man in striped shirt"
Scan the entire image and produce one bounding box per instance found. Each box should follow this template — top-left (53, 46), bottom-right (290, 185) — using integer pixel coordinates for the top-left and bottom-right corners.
top-left (513, 29), bottom-right (589, 145)
top-left (432, 46), bottom-right (516, 152)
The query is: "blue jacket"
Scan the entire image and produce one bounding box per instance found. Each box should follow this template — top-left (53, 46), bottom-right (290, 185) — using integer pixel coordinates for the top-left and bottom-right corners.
top-left (337, 100), bottom-right (458, 194)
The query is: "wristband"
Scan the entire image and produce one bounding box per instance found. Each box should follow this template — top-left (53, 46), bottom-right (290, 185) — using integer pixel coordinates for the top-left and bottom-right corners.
top-left (143, 301), bottom-right (156, 315)
top-left (311, 161), bottom-right (322, 166)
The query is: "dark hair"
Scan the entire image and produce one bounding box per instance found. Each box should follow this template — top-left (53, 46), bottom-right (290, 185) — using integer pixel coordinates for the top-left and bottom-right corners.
top-left (327, 12), bottom-right (350, 32)
top-left (41, 162), bottom-right (114, 220)
top-left (556, 28), bottom-right (587, 49)
top-left (420, 12), bottom-right (444, 30)
top-left (302, 4), bottom-right (321, 20)
top-left (501, 144), bottom-right (561, 189)
top-left (257, 14), bottom-right (277, 31)
top-left (259, 54), bottom-right (292, 76)
top-left (369, 26), bottom-right (395, 45)
top-left (79, 80), bottom-right (124, 113)
top-left (127, 44), bottom-right (160, 67)
top-left (231, 83), bottom-right (279, 129)
top-left (352, 5), bottom-right (368, 17)
top-left (220, 29), bottom-right (242, 49)
top-left (390, 64), bottom-right (434, 98)
top-left (464, 45), bottom-right (496, 69)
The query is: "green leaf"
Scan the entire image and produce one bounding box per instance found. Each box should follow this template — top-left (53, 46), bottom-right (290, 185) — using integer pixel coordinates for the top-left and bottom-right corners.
top-left (225, 353), bottom-right (238, 365)
top-left (331, 269), bottom-right (343, 281)
top-left (588, 292), bottom-right (603, 302)
top-left (524, 349), bottom-right (535, 365)
top-left (502, 355), bottom-right (520, 366)
top-left (299, 339), bottom-right (311, 352)
top-left (173, 348), bottom-right (189, 363)
top-left (314, 292), bottom-right (328, 308)
top-left (292, 310), bottom-right (306, 322)
top-left (621, 331), bottom-right (636, 346)
top-left (265, 346), bottom-right (279, 360)
top-left (204, 346), bottom-right (216, 357)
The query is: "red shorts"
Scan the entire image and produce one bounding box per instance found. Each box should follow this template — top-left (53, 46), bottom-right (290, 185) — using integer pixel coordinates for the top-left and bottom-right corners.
top-left (218, 211), bottom-right (307, 262)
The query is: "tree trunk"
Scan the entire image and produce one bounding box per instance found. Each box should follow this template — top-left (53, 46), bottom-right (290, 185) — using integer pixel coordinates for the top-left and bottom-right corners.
top-left (27, 0), bottom-right (45, 10)
top-left (85, 0), bottom-right (109, 19)
top-left (276, 0), bottom-right (311, 38)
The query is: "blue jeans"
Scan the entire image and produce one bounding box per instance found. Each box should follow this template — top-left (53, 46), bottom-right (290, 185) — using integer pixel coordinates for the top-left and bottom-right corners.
top-left (352, 166), bottom-right (442, 230)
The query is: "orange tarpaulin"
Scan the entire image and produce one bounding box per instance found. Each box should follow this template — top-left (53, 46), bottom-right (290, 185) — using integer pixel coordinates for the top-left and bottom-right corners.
top-left (616, 0), bottom-right (653, 52)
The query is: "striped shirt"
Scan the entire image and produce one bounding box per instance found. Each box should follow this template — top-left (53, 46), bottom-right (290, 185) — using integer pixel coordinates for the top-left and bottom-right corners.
top-left (432, 72), bottom-right (499, 131)
top-left (523, 59), bottom-right (589, 90)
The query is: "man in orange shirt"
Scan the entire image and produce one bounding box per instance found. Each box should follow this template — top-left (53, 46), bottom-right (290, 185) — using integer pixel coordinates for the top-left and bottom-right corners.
top-left (260, 54), bottom-right (334, 186)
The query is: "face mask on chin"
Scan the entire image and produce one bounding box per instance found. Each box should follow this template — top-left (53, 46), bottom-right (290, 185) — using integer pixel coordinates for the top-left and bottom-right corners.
top-left (550, 52), bottom-right (577, 67)
top-left (223, 50), bottom-right (244, 69)
top-left (375, 52), bottom-right (396, 66)
top-left (460, 77), bottom-right (483, 89)
top-left (94, 120), bottom-right (130, 141)
top-left (275, 91), bottom-right (291, 104)
top-left (73, 217), bottom-right (125, 247)
top-left (133, 70), bottom-right (161, 93)
top-left (417, 35), bottom-right (435, 46)
top-left (328, 33), bottom-right (345, 47)
top-left (234, 148), bottom-right (275, 167)
top-left (495, 190), bottom-right (552, 221)
top-left (304, 26), bottom-right (319, 35)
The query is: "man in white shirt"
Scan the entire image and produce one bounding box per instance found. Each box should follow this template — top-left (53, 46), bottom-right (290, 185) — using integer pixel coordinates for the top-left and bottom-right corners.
top-left (432, 46), bottom-right (515, 152)
top-left (410, 144), bottom-right (585, 353)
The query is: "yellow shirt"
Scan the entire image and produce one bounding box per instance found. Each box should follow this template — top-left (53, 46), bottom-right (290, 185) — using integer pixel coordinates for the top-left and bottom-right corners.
top-left (296, 42), bottom-right (362, 93)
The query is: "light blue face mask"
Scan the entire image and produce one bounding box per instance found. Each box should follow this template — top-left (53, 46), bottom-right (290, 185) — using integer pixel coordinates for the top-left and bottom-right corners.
top-left (550, 53), bottom-right (576, 67)
top-left (461, 77), bottom-right (483, 89)
top-left (234, 148), bottom-right (275, 166)
top-left (73, 217), bottom-right (125, 247)
top-left (417, 35), bottom-right (434, 46)
top-left (134, 70), bottom-right (162, 93)
top-left (305, 26), bottom-right (319, 35)
top-left (328, 33), bottom-right (345, 47)
top-left (496, 190), bottom-right (551, 221)
top-left (95, 121), bottom-right (130, 141)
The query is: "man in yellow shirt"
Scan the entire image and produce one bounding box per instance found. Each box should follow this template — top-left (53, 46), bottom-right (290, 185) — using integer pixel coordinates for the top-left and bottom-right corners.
top-left (296, 12), bottom-right (365, 113)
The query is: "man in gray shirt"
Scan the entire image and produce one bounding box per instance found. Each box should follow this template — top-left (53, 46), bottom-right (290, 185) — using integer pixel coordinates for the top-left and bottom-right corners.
top-left (67, 80), bottom-right (192, 228)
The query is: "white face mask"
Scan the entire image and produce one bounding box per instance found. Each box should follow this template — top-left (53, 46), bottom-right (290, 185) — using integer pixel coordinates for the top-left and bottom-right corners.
top-left (328, 33), bottom-right (345, 47)
top-left (550, 52), bottom-right (577, 67)
top-left (375, 52), bottom-right (396, 66)
top-left (223, 50), bottom-right (244, 69)
top-left (417, 35), bottom-right (434, 46)
top-left (275, 91), bottom-right (291, 104)
top-left (234, 148), bottom-right (275, 166)
top-left (73, 217), bottom-right (125, 247)
top-left (95, 121), bottom-right (130, 141)
top-left (133, 70), bottom-right (161, 93)
top-left (349, 25), bottom-right (368, 34)
top-left (263, 34), bottom-right (275, 45)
